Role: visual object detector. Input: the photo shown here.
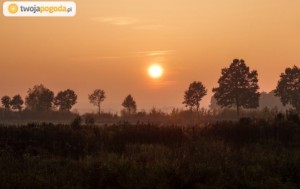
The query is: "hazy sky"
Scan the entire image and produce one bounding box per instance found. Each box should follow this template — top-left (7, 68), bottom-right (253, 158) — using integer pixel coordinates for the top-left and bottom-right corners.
top-left (1, 0), bottom-right (300, 113)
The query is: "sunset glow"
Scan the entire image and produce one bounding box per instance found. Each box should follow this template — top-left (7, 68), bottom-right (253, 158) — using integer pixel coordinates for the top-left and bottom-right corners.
top-left (1, 0), bottom-right (300, 112)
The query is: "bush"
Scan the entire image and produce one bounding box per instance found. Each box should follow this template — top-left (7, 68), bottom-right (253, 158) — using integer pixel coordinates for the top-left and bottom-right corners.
top-left (71, 115), bottom-right (82, 129)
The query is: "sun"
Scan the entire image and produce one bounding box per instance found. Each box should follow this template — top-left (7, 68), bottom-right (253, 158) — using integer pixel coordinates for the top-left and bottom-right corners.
top-left (148, 64), bottom-right (164, 79)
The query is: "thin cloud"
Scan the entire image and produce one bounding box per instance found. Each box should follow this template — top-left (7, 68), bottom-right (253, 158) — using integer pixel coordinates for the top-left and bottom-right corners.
top-left (70, 56), bottom-right (121, 62)
top-left (91, 17), bottom-right (174, 31)
top-left (136, 50), bottom-right (175, 57)
top-left (94, 56), bottom-right (121, 60)
top-left (71, 50), bottom-right (175, 63)
top-left (133, 24), bottom-right (173, 31)
top-left (91, 17), bottom-right (138, 26)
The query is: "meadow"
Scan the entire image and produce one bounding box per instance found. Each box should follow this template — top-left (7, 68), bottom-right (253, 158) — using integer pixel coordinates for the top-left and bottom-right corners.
top-left (0, 117), bottom-right (299, 189)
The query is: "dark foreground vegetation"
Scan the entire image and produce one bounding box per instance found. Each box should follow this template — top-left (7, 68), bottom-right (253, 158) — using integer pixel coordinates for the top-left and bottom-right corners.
top-left (0, 118), bottom-right (300, 189)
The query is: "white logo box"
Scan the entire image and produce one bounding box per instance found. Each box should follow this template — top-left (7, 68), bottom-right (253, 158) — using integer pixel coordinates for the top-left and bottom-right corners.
top-left (3, 1), bottom-right (76, 17)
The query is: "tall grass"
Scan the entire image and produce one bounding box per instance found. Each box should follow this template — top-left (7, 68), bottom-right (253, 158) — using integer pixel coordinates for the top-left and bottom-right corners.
top-left (0, 120), bottom-right (299, 188)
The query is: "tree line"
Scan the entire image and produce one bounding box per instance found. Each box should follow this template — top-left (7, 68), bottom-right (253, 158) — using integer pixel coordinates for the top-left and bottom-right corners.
top-left (0, 85), bottom-right (137, 116)
top-left (1, 59), bottom-right (300, 117)
top-left (183, 59), bottom-right (300, 116)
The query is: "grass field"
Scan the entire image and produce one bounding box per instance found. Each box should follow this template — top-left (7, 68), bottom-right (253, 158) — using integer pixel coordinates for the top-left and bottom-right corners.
top-left (0, 119), bottom-right (299, 189)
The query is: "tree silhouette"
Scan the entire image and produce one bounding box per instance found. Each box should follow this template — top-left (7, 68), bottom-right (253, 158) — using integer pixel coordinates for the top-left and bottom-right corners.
top-left (122, 94), bottom-right (137, 115)
top-left (1, 96), bottom-right (11, 110)
top-left (183, 81), bottom-right (207, 112)
top-left (275, 65), bottom-right (300, 113)
top-left (88, 89), bottom-right (106, 115)
top-left (213, 59), bottom-right (260, 116)
top-left (25, 84), bottom-right (54, 112)
top-left (54, 89), bottom-right (77, 112)
top-left (10, 95), bottom-right (24, 112)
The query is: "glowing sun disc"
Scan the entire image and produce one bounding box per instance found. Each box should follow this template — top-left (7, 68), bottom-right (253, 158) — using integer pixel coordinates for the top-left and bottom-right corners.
top-left (148, 64), bottom-right (163, 78)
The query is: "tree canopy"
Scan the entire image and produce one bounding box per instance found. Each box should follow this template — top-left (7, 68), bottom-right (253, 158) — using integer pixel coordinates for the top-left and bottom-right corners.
top-left (10, 94), bottom-right (24, 112)
top-left (88, 89), bottom-right (106, 115)
top-left (212, 59), bottom-right (260, 116)
top-left (54, 89), bottom-right (77, 112)
top-left (275, 65), bottom-right (300, 113)
top-left (122, 94), bottom-right (137, 115)
top-left (25, 84), bottom-right (54, 112)
top-left (183, 81), bottom-right (207, 112)
top-left (1, 96), bottom-right (11, 110)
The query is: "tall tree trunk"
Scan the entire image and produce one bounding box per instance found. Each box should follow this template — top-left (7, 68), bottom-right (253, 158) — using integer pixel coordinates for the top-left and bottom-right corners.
top-left (236, 96), bottom-right (240, 117)
top-left (98, 104), bottom-right (101, 116)
top-left (196, 104), bottom-right (200, 119)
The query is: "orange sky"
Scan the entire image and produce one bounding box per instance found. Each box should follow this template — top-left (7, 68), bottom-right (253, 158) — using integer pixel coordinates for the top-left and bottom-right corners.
top-left (1, 0), bottom-right (300, 113)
